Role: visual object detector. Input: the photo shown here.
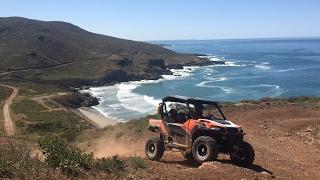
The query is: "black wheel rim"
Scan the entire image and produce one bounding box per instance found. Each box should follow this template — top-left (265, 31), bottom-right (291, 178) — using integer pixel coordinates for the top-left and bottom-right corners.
top-left (197, 144), bottom-right (208, 157)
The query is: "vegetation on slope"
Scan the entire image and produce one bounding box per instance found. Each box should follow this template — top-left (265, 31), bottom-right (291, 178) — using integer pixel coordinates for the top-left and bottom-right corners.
top-left (0, 17), bottom-right (206, 88)
top-left (238, 96), bottom-right (320, 106)
top-left (1, 97), bottom-right (320, 179)
top-left (0, 136), bottom-right (147, 179)
top-left (0, 138), bottom-right (62, 179)
top-left (8, 81), bottom-right (63, 97)
top-left (52, 92), bottom-right (99, 108)
top-left (12, 97), bottom-right (90, 142)
top-left (0, 85), bottom-right (11, 101)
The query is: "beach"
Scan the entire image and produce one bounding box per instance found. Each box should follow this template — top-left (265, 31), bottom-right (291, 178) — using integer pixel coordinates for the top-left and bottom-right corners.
top-left (73, 107), bottom-right (117, 128)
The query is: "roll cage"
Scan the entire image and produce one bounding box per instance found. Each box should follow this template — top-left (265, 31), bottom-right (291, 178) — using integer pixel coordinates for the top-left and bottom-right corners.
top-left (159, 96), bottom-right (227, 121)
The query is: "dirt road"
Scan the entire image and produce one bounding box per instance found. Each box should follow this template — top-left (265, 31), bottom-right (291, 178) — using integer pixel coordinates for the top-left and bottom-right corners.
top-left (33, 94), bottom-right (68, 112)
top-left (0, 56), bottom-right (111, 76)
top-left (0, 60), bottom-right (83, 76)
top-left (0, 84), bottom-right (18, 136)
top-left (83, 102), bottom-right (320, 179)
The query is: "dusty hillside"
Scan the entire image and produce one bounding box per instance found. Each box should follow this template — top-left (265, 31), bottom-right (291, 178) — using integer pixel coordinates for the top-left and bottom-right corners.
top-left (78, 99), bottom-right (320, 179)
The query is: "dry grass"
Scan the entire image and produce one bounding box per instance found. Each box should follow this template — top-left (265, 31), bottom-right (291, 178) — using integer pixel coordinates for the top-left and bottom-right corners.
top-left (0, 137), bottom-right (64, 179)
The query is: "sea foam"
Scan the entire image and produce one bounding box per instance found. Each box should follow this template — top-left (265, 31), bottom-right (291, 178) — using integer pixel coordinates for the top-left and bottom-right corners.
top-left (255, 62), bottom-right (271, 70)
top-left (83, 54), bottom-right (241, 121)
top-left (276, 68), bottom-right (295, 72)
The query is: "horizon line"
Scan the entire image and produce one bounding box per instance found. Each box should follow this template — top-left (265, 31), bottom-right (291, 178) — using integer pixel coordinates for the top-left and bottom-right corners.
top-left (2, 16), bottom-right (319, 42)
top-left (147, 36), bottom-right (320, 42)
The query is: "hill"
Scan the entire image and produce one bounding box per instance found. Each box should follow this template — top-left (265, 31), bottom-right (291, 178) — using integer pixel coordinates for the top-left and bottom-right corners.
top-left (0, 17), bottom-right (211, 88)
top-left (1, 97), bottom-right (320, 179)
top-left (78, 98), bottom-right (320, 179)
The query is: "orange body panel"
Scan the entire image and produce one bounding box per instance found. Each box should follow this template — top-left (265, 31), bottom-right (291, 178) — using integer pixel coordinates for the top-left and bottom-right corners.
top-left (149, 119), bottom-right (168, 133)
top-left (149, 118), bottom-right (240, 135)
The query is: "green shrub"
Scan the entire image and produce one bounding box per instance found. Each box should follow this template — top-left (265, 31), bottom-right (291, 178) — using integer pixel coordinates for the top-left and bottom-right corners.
top-left (311, 126), bottom-right (320, 137)
top-left (128, 156), bottom-right (147, 170)
top-left (38, 136), bottom-right (94, 176)
top-left (95, 155), bottom-right (126, 175)
top-left (60, 128), bottom-right (81, 142)
top-left (52, 93), bottom-right (84, 108)
top-left (13, 82), bottom-right (61, 97)
top-left (128, 116), bottom-right (156, 134)
top-left (0, 139), bottom-right (46, 179)
top-left (0, 86), bottom-right (11, 101)
top-left (52, 93), bottom-right (99, 108)
top-left (26, 112), bottom-right (84, 141)
top-left (18, 110), bottom-right (88, 142)
top-left (134, 119), bottom-right (149, 133)
top-left (12, 99), bottom-right (46, 114)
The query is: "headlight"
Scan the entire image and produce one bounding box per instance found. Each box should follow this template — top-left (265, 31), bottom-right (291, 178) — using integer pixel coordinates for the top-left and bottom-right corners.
top-left (238, 127), bottom-right (244, 134)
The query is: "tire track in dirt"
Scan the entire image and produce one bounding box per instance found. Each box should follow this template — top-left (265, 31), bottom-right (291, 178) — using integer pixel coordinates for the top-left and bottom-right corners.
top-left (82, 104), bottom-right (320, 179)
top-left (0, 84), bottom-right (18, 136)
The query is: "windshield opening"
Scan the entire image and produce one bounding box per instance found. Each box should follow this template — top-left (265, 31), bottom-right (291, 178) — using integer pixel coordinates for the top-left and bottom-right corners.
top-left (201, 104), bottom-right (226, 120)
top-left (163, 101), bottom-right (226, 121)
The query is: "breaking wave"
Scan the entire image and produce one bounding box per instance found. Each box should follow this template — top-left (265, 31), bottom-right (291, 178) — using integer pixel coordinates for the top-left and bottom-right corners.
top-left (196, 81), bottom-right (233, 94)
top-left (276, 68), bottom-right (295, 72)
top-left (82, 54), bottom-right (285, 121)
top-left (162, 66), bottom-right (200, 80)
top-left (255, 62), bottom-right (271, 70)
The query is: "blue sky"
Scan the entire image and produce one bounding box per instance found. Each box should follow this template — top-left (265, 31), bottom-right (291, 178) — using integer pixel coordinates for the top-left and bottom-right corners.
top-left (1, 0), bottom-right (319, 40)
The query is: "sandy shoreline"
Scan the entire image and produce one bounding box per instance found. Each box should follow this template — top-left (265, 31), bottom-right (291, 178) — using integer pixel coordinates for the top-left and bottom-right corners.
top-left (72, 107), bottom-right (117, 128)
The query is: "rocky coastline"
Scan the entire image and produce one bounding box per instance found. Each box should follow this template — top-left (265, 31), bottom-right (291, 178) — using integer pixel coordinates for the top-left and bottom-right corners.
top-left (70, 56), bottom-right (225, 108)
top-left (64, 57), bottom-right (225, 91)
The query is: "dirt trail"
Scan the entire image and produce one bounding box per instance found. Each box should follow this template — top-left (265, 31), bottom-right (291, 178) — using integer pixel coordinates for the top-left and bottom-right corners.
top-left (0, 61), bottom-right (83, 76)
top-left (33, 95), bottom-right (68, 112)
top-left (83, 103), bottom-right (320, 179)
top-left (0, 56), bottom-right (112, 76)
top-left (0, 84), bottom-right (18, 136)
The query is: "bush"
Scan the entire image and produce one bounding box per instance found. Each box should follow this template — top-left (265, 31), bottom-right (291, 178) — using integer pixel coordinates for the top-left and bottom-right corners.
top-left (95, 155), bottom-right (126, 175)
top-left (52, 93), bottom-right (99, 108)
top-left (38, 136), bottom-right (94, 176)
top-left (12, 99), bottom-right (46, 114)
top-left (0, 139), bottom-right (46, 179)
top-left (128, 156), bottom-right (147, 170)
top-left (128, 116), bottom-right (158, 134)
top-left (0, 86), bottom-right (11, 101)
top-left (12, 97), bottom-right (87, 141)
top-left (38, 136), bottom-right (146, 178)
top-left (26, 111), bottom-right (85, 142)
top-left (134, 119), bottom-right (149, 133)
top-left (52, 93), bottom-right (84, 108)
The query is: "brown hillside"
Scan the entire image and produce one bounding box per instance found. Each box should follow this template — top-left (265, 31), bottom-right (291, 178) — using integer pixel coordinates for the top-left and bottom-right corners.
top-left (0, 17), bottom-right (208, 87)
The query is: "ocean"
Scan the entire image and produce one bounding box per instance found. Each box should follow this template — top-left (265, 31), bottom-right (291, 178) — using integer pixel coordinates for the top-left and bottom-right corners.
top-left (83, 38), bottom-right (320, 121)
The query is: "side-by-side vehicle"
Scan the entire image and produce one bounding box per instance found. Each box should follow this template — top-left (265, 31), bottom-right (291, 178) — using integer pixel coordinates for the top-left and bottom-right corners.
top-left (145, 96), bottom-right (254, 166)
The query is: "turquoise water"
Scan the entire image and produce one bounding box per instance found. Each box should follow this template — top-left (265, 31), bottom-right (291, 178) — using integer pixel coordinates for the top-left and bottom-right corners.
top-left (86, 38), bottom-right (320, 121)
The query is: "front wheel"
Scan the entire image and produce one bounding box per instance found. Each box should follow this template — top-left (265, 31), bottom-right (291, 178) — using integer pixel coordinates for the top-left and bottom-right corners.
top-left (145, 137), bottom-right (164, 161)
top-left (192, 136), bottom-right (219, 164)
top-left (230, 141), bottom-right (255, 167)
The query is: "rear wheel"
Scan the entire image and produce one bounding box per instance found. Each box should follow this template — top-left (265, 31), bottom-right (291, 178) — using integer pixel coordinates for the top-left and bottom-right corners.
top-left (145, 137), bottom-right (164, 161)
top-left (230, 141), bottom-right (255, 167)
top-left (192, 136), bottom-right (218, 164)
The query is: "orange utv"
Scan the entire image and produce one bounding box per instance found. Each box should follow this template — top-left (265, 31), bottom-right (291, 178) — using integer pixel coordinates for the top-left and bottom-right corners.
top-left (145, 96), bottom-right (254, 166)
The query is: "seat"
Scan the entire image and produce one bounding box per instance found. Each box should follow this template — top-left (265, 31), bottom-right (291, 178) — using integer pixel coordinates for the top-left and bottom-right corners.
top-left (168, 109), bottom-right (178, 123)
top-left (177, 111), bottom-right (187, 123)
